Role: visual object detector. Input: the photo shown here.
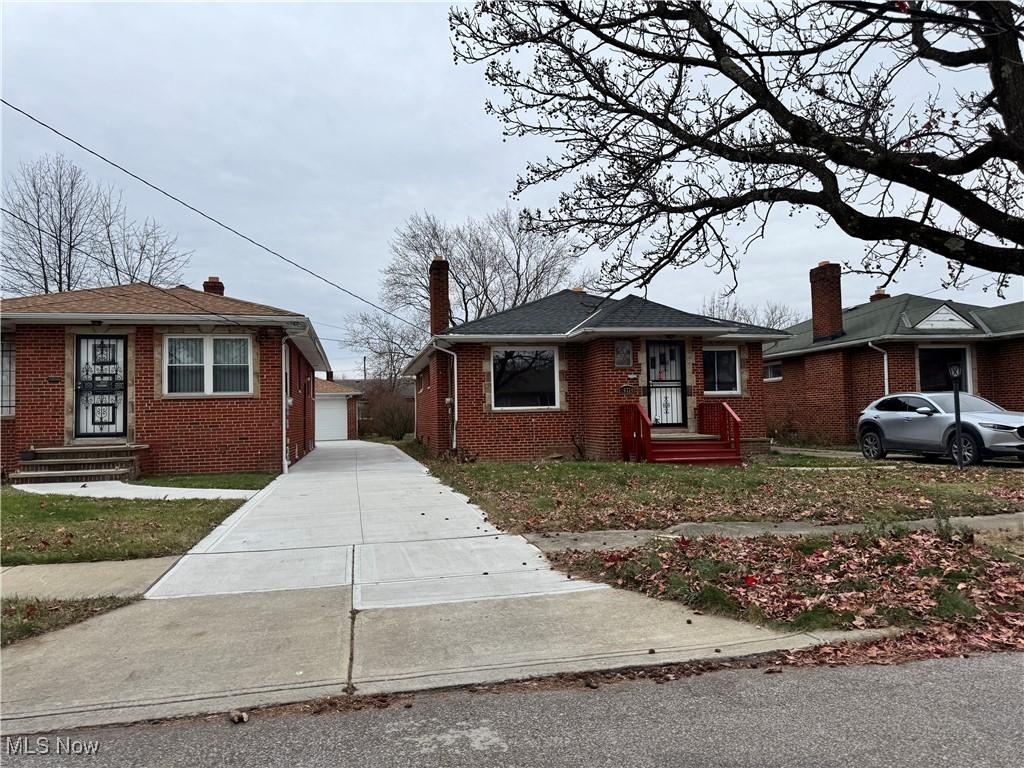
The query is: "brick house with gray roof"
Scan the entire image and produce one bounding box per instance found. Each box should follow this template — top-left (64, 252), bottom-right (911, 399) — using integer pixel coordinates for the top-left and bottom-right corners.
top-left (0, 277), bottom-right (330, 481)
top-left (763, 262), bottom-right (1024, 444)
top-left (404, 259), bottom-right (788, 464)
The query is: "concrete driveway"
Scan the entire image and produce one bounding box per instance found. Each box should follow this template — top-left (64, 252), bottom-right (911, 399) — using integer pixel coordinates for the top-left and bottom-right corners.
top-left (146, 441), bottom-right (602, 608)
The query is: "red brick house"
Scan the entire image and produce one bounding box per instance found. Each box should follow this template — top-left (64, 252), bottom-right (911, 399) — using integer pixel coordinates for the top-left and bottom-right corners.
top-left (0, 277), bottom-right (331, 481)
top-left (405, 259), bottom-right (787, 463)
top-left (764, 262), bottom-right (1024, 444)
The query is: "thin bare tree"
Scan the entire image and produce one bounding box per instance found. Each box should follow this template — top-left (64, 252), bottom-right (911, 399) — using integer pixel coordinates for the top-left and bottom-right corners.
top-left (699, 296), bottom-right (804, 330)
top-left (2, 154), bottom-right (99, 295)
top-left (93, 189), bottom-right (190, 287)
top-left (451, 2), bottom-right (1024, 295)
top-left (2, 153), bottom-right (191, 295)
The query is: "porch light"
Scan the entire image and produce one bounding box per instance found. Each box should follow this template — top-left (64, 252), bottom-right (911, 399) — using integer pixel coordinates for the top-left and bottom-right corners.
top-left (947, 362), bottom-right (962, 381)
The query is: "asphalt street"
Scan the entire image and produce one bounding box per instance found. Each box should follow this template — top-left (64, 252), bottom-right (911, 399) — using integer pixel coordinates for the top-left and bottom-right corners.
top-left (4, 654), bottom-right (1022, 768)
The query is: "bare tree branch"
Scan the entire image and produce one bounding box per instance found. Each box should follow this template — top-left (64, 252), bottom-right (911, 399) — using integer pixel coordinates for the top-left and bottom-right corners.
top-left (450, 1), bottom-right (1024, 296)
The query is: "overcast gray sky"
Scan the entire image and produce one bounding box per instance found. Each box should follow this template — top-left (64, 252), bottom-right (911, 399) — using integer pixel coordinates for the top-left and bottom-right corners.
top-left (3, 1), bottom-right (1021, 376)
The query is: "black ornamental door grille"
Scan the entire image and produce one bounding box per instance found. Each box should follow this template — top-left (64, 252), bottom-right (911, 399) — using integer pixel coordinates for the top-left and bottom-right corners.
top-left (647, 341), bottom-right (686, 427)
top-left (75, 335), bottom-right (128, 437)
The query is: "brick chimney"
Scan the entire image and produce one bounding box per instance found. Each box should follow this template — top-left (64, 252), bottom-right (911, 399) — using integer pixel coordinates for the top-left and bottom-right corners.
top-left (428, 258), bottom-right (450, 335)
top-left (203, 276), bottom-right (225, 296)
top-left (809, 261), bottom-right (844, 341)
top-left (869, 287), bottom-right (890, 302)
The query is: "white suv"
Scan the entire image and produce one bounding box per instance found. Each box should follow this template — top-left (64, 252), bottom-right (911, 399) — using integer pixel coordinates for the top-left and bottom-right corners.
top-left (857, 392), bottom-right (1024, 465)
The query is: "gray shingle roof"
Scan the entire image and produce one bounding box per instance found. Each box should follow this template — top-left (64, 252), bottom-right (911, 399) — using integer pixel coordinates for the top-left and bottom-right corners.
top-left (441, 290), bottom-right (783, 337)
top-left (765, 294), bottom-right (1024, 358)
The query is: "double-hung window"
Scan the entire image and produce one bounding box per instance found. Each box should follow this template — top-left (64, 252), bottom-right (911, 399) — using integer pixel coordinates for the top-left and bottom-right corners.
top-left (165, 335), bottom-right (252, 395)
top-left (703, 347), bottom-right (741, 395)
top-left (491, 348), bottom-right (559, 409)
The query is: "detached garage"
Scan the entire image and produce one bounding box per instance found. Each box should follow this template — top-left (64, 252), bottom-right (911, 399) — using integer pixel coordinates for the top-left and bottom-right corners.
top-left (315, 377), bottom-right (360, 441)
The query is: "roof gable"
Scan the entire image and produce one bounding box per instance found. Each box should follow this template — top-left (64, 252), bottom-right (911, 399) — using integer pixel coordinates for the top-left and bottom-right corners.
top-left (913, 305), bottom-right (974, 330)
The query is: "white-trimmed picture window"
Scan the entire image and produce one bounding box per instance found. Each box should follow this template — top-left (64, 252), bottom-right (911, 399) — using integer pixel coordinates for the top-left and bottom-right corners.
top-left (703, 347), bottom-right (741, 394)
top-left (1, 338), bottom-right (14, 416)
top-left (491, 347), bottom-right (559, 409)
top-left (165, 335), bottom-right (252, 395)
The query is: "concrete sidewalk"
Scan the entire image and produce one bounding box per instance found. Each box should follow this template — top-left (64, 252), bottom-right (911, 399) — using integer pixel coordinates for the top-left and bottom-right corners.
top-left (1, 557), bottom-right (178, 599)
top-left (526, 511), bottom-right (1024, 553)
top-left (0, 584), bottom-right (885, 734)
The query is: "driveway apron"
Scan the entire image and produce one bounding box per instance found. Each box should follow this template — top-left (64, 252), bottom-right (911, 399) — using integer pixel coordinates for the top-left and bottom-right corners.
top-left (146, 441), bottom-right (603, 608)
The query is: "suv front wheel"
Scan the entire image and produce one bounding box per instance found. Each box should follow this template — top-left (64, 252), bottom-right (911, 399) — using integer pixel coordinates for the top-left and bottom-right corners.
top-left (949, 432), bottom-right (983, 466)
top-left (860, 428), bottom-right (887, 460)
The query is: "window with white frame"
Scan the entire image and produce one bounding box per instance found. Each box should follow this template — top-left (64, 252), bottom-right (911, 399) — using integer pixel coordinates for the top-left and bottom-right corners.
top-left (763, 361), bottom-right (783, 382)
top-left (703, 347), bottom-right (741, 394)
top-left (1, 339), bottom-right (14, 416)
top-left (491, 348), bottom-right (558, 409)
top-left (165, 335), bottom-right (252, 395)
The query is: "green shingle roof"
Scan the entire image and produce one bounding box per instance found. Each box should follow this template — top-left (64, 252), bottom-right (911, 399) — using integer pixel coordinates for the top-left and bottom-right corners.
top-left (765, 294), bottom-right (1024, 358)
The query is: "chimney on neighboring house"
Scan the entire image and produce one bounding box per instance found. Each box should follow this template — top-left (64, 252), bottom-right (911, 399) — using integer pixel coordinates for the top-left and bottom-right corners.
top-left (809, 261), bottom-right (844, 341)
top-left (326, 371), bottom-right (334, 381)
top-left (428, 258), bottom-right (450, 335)
top-left (869, 287), bottom-right (890, 302)
top-left (203, 276), bottom-right (225, 296)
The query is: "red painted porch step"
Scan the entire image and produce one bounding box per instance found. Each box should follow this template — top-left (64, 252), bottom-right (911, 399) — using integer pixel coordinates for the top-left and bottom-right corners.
top-left (647, 438), bottom-right (741, 466)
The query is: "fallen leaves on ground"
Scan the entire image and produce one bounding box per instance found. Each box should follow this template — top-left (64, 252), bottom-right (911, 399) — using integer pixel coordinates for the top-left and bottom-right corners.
top-left (430, 459), bottom-right (1023, 532)
top-left (553, 530), bottom-right (1024, 664)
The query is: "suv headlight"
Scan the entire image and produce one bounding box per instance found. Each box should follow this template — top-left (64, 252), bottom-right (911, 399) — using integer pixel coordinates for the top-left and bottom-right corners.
top-left (978, 422), bottom-right (1015, 431)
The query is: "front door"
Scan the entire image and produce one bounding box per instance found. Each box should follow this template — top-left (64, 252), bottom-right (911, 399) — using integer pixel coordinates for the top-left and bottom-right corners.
top-left (75, 335), bottom-right (128, 438)
top-left (647, 341), bottom-right (686, 426)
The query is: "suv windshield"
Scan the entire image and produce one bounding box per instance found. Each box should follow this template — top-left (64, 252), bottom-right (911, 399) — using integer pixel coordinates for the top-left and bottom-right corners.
top-left (928, 393), bottom-right (1003, 413)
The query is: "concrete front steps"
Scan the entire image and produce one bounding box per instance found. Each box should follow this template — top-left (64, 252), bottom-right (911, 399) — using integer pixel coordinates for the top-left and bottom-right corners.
top-left (10, 444), bottom-right (149, 484)
top-left (649, 432), bottom-right (741, 465)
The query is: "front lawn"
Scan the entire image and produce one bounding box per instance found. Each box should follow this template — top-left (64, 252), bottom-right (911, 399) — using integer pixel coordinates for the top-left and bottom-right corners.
top-left (1, 596), bottom-right (137, 647)
top-left (0, 488), bottom-right (244, 565)
top-left (553, 529), bottom-right (1024, 663)
top-left (130, 472), bottom-right (277, 490)
top-left (411, 451), bottom-right (1023, 532)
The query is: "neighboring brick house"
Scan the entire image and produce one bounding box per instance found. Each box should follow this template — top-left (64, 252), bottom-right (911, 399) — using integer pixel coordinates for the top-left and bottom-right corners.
top-left (314, 375), bottom-right (360, 441)
top-left (0, 277), bottom-right (331, 481)
top-left (763, 262), bottom-right (1024, 444)
top-left (404, 259), bottom-right (787, 463)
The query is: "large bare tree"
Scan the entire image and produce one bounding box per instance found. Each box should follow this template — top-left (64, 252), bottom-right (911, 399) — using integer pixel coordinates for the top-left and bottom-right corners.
top-left (382, 207), bottom-right (585, 326)
top-left (2, 153), bottom-right (190, 295)
top-left (345, 207), bottom-right (586, 384)
top-left (451, 1), bottom-right (1024, 294)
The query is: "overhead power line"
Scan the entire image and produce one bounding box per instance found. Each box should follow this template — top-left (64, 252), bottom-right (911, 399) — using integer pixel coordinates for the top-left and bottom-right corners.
top-left (1, 98), bottom-right (419, 330)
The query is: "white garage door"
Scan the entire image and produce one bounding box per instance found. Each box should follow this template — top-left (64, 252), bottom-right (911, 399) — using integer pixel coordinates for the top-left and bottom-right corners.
top-left (316, 397), bottom-right (348, 441)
